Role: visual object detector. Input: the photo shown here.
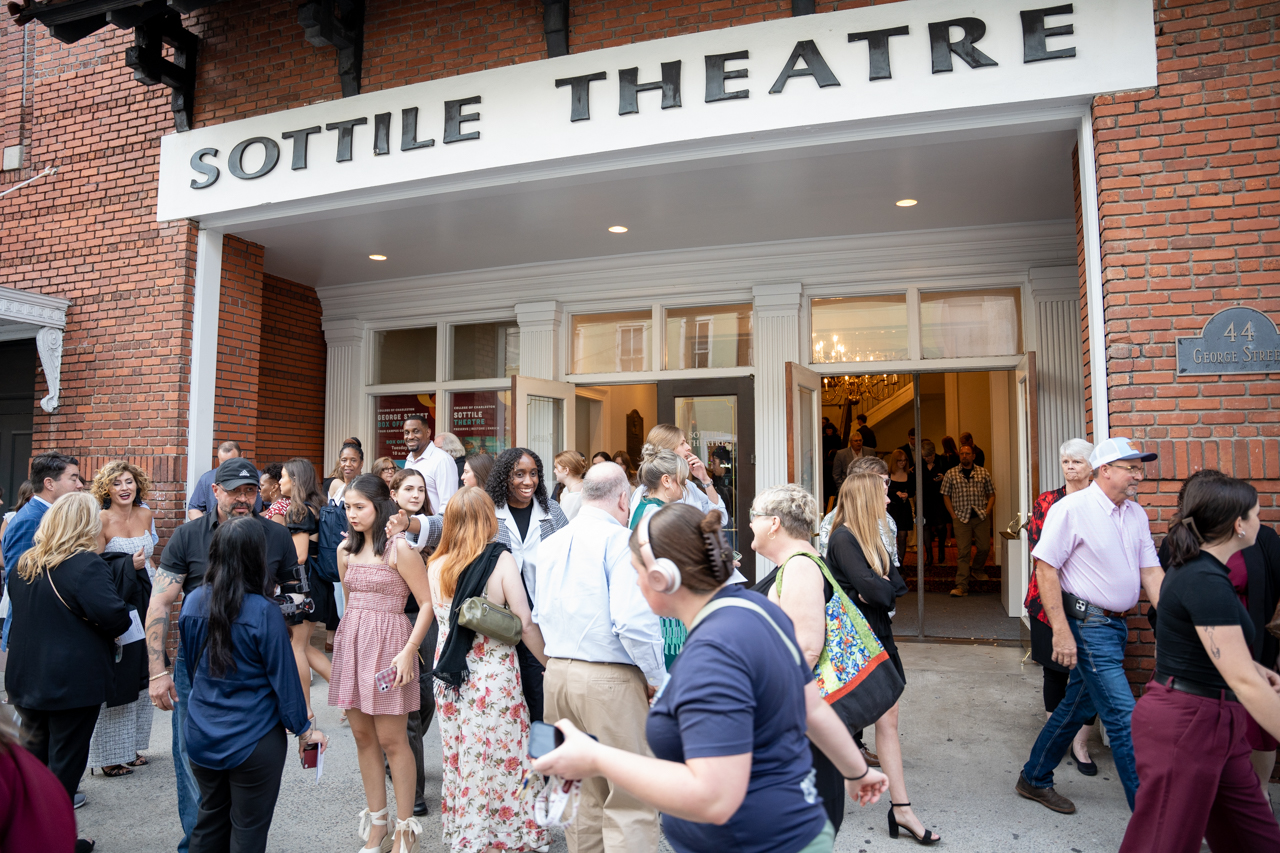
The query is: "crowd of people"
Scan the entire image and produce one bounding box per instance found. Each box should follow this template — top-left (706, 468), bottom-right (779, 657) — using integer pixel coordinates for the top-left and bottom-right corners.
top-left (2, 420), bottom-right (1280, 853)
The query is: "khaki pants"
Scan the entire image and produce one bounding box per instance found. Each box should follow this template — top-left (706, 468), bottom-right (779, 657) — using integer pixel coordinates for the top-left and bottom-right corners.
top-left (544, 658), bottom-right (660, 853)
top-left (953, 514), bottom-right (992, 591)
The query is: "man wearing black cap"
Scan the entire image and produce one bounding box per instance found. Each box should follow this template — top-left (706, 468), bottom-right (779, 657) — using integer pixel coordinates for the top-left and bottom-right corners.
top-left (144, 459), bottom-right (298, 853)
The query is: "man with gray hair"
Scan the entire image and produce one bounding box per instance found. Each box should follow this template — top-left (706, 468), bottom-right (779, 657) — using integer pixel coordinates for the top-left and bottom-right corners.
top-left (534, 462), bottom-right (664, 853)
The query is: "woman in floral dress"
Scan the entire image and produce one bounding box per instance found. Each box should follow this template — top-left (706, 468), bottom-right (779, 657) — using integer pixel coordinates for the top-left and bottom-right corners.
top-left (428, 486), bottom-right (547, 853)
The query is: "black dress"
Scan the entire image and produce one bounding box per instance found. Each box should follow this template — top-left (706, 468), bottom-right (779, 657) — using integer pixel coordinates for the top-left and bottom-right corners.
top-left (826, 526), bottom-right (908, 681)
top-left (100, 551), bottom-right (152, 707)
top-left (286, 505), bottom-right (336, 628)
top-left (886, 475), bottom-right (915, 534)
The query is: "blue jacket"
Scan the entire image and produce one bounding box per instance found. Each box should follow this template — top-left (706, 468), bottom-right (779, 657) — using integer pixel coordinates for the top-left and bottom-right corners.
top-left (1, 498), bottom-right (50, 651)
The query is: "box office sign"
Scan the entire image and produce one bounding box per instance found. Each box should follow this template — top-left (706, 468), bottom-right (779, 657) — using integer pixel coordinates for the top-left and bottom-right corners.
top-left (374, 394), bottom-right (436, 461)
top-left (1176, 308), bottom-right (1280, 376)
top-left (158, 0), bottom-right (1157, 222)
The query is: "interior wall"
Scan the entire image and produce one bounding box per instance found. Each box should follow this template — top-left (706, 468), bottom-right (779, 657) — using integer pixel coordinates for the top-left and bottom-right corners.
top-left (953, 372), bottom-right (994, 456)
top-left (576, 383), bottom-right (658, 463)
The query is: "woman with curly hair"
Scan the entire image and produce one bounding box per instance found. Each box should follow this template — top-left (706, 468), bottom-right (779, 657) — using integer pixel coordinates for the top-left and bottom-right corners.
top-left (88, 460), bottom-right (157, 777)
top-left (486, 447), bottom-right (568, 722)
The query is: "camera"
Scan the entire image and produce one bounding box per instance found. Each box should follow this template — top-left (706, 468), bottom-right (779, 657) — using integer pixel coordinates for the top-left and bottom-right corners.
top-left (274, 563), bottom-right (315, 618)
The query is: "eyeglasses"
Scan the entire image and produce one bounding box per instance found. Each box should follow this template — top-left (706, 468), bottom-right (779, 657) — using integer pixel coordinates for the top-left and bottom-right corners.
top-left (1109, 463), bottom-right (1146, 476)
top-left (749, 510), bottom-right (776, 520)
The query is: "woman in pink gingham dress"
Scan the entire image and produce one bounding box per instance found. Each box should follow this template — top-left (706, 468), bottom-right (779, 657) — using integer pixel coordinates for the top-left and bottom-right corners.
top-left (330, 474), bottom-right (435, 853)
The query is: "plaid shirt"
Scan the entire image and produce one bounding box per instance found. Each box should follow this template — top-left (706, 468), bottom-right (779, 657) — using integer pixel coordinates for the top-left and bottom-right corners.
top-left (940, 465), bottom-right (995, 522)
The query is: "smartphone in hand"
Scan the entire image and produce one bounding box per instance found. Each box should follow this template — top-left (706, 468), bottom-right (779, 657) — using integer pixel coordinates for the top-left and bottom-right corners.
top-left (528, 721), bottom-right (564, 759)
top-left (302, 742), bottom-right (319, 769)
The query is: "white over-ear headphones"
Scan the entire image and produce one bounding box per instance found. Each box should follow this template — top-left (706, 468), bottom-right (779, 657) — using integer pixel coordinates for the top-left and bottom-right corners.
top-left (638, 508), bottom-right (681, 594)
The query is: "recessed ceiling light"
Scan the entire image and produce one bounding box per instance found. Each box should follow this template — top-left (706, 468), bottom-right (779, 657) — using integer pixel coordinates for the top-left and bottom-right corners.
top-left (895, 199), bottom-right (918, 207)
top-left (368, 254), bottom-right (387, 260)
top-left (608, 225), bottom-right (628, 233)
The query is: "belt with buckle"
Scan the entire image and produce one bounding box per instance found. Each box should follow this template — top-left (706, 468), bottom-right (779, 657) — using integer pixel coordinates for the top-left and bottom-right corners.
top-left (1085, 603), bottom-right (1129, 620)
top-left (1153, 670), bottom-right (1238, 703)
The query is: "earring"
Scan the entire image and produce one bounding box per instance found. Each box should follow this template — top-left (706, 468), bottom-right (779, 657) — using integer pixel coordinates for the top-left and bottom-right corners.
top-left (769, 532), bottom-right (776, 540)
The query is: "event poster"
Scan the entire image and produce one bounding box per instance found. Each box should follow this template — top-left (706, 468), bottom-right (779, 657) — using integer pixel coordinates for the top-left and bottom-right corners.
top-left (374, 394), bottom-right (436, 462)
top-left (450, 390), bottom-right (509, 456)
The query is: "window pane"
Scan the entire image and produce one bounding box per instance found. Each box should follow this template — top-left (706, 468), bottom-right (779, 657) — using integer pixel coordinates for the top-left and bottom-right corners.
top-left (449, 390), bottom-right (511, 456)
top-left (664, 304), bottom-right (753, 369)
top-left (798, 387), bottom-right (815, 497)
top-left (919, 288), bottom-right (1023, 359)
top-left (451, 322), bottom-right (520, 380)
top-left (571, 311), bottom-right (652, 374)
top-left (811, 295), bottom-right (908, 364)
top-left (374, 393), bottom-right (436, 461)
top-left (374, 327), bottom-right (437, 384)
top-left (675, 395), bottom-right (739, 549)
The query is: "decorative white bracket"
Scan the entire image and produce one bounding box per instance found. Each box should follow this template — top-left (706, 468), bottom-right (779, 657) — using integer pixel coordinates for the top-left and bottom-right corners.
top-left (0, 285), bottom-right (70, 413)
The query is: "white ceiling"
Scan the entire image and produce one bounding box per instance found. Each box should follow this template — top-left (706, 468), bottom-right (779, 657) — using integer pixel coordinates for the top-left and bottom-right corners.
top-left (236, 127), bottom-right (1078, 290)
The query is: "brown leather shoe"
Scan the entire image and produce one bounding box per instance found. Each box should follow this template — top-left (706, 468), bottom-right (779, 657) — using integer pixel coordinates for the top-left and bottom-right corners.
top-left (860, 746), bottom-right (881, 768)
top-left (1016, 773), bottom-right (1075, 813)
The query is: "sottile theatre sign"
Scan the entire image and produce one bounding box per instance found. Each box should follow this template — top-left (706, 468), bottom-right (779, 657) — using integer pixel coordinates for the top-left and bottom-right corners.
top-left (1176, 307), bottom-right (1280, 376)
top-left (157, 0), bottom-right (1157, 223)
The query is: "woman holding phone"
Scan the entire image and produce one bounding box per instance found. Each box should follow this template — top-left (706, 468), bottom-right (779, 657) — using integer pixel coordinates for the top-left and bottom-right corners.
top-left (535, 504), bottom-right (888, 853)
top-left (276, 459), bottom-right (331, 718)
top-left (180, 516), bottom-right (326, 853)
top-left (330, 474), bottom-right (433, 853)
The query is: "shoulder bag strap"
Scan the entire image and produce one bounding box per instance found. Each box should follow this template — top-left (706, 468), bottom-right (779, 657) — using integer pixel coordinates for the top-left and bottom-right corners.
top-left (45, 566), bottom-right (88, 623)
top-left (689, 598), bottom-right (802, 667)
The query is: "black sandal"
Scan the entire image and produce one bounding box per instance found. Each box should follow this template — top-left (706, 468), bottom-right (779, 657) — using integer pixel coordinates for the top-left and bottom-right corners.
top-left (127, 754), bottom-right (149, 767)
top-left (75, 838), bottom-right (96, 853)
top-left (888, 803), bottom-right (939, 845)
top-left (95, 765), bottom-right (133, 777)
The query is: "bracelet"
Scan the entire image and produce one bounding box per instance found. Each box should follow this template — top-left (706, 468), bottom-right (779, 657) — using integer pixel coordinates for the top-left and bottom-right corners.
top-left (148, 671), bottom-right (171, 681)
top-left (843, 768), bottom-right (869, 781)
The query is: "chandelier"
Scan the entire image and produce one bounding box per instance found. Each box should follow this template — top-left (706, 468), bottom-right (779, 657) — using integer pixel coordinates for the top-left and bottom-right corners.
top-left (821, 373), bottom-right (902, 407)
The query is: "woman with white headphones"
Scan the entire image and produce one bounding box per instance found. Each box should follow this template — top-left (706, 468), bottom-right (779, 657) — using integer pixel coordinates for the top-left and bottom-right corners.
top-left (534, 503), bottom-right (888, 853)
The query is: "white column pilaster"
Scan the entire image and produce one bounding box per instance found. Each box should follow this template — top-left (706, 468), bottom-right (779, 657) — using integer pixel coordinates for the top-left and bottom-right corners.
top-left (186, 228), bottom-right (223, 499)
top-left (515, 301), bottom-right (563, 380)
top-left (752, 281), bottom-right (802, 504)
top-left (323, 318), bottom-right (365, 467)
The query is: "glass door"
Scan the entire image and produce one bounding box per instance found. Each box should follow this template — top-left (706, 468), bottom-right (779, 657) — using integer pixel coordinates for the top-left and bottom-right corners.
top-left (1007, 352), bottom-right (1040, 617)
top-left (657, 377), bottom-right (755, 581)
top-left (511, 376), bottom-right (577, 471)
top-left (785, 362), bottom-right (822, 502)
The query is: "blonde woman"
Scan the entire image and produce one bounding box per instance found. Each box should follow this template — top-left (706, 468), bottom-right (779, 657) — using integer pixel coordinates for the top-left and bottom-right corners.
top-left (429, 487), bottom-right (546, 853)
top-left (828, 473), bottom-right (938, 844)
top-left (4, 493), bottom-right (132, 853)
top-left (88, 461), bottom-right (156, 777)
top-left (628, 424), bottom-right (727, 525)
top-left (553, 450), bottom-right (587, 520)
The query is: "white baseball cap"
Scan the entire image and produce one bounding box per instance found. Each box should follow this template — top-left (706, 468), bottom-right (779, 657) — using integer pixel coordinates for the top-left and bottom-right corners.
top-left (1090, 437), bottom-right (1157, 468)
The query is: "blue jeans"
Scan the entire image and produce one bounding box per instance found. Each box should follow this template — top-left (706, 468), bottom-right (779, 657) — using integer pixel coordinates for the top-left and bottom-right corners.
top-left (1022, 613), bottom-right (1139, 810)
top-left (172, 653), bottom-right (202, 853)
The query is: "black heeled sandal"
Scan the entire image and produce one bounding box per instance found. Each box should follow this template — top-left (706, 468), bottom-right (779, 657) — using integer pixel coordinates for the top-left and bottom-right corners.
top-left (888, 803), bottom-right (939, 845)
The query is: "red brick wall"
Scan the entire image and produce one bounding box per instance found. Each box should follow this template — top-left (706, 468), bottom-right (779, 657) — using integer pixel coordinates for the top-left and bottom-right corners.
top-left (185, 0), bottom-right (910, 127)
top-left (213, 236), bottom-right (265, 465)
top-left (257, 274), bottom-right (327, 469)
top-left (1087, 0), bottom-right (1280, 691)
top-left (0, 24), bottom-right (196, 551)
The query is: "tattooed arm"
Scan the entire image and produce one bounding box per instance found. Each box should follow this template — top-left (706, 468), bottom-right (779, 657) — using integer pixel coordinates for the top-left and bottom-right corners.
top-left (146, 567), bottom-right (186, 711)
top-left (1196, 624), bottom-right (1280, 740)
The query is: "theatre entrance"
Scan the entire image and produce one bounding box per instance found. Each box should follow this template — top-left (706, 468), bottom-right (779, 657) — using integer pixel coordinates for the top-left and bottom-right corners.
top-left (788, 359), bottom-right (1038, 642)
top-left (512, 375), bottom-right (757, 581)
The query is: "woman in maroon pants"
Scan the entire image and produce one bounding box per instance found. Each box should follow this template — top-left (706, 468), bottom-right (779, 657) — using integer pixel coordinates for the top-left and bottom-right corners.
top-left (1120, 473), bottom-right (1280, 853)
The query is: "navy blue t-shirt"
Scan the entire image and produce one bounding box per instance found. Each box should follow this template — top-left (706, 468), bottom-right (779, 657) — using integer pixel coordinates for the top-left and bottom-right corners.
top-left (646, 586), bottom-right (827, 853)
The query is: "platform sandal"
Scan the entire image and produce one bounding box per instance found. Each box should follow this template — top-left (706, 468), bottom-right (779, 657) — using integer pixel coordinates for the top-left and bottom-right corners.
top-left (888, 803), bottom-right (939, 845)
top-left (355, 806), bottom-right (392, 853)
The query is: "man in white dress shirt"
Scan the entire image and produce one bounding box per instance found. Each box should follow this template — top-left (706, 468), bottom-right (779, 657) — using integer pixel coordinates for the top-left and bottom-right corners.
top-left (402, 415), bottom-right (459, 514)
top-left (535, 462), bottom-right (664, 853)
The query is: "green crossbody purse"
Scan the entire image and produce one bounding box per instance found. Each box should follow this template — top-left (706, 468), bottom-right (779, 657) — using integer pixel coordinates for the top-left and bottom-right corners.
top-left (457, 596), bottom-right (523, 646)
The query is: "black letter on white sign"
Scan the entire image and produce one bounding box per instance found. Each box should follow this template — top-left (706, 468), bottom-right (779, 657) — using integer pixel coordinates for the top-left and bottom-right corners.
top-left (190, 148), bottom-right (219, 189)
top-left (769, 40), bottom-right (840, 93)
top-left (400, 108), bottom-right (436, 151)
top-left (848, 26), bottom-right (910, 81)
top-left (619, 61), bottom-right (682, 114)
top-left (326, 117), bottom-right (368, 162)
top-left (556, 72), bottom-right (607, 122)
top-left (373, 113), bottom-right (391, 155)
top-left (928, 18), bottom-right (999, 73)
top-left (705, 51), bottom-right (750, 102)
top-left (444, 97), bottom-right (482, 143)
top-left (281, 126), bottom-right (322, 170)
top-left (1021, 5), bottom-right (1076, 63)
top-left (227, 138), bottom-right (280, 180)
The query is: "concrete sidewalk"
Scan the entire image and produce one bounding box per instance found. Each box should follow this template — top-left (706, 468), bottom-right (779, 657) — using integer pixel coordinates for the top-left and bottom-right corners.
top-left (59, 642), bottom-right (1277, 852)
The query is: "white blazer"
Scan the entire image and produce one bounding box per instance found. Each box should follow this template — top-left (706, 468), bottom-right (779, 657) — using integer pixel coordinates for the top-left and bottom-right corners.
top-left (495, 499), bottom-right (569, 602)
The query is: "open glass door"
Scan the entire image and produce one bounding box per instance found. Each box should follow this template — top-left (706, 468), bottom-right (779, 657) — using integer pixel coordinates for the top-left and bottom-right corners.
top-left (511, 376), bottom-right (576, 470)
top-left (1005, 352), bottom-right (1039, 617)
top-left (785, 362), bottom-right (822, 502)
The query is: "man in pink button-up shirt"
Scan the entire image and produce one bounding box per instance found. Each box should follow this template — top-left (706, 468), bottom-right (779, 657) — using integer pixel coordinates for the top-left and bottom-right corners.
top-left (1016, 438), bottom-right (1164, 817)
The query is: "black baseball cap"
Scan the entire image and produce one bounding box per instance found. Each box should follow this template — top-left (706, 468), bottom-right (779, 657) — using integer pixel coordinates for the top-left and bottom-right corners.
top-left (214, 459), bottom-right (259, 490)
